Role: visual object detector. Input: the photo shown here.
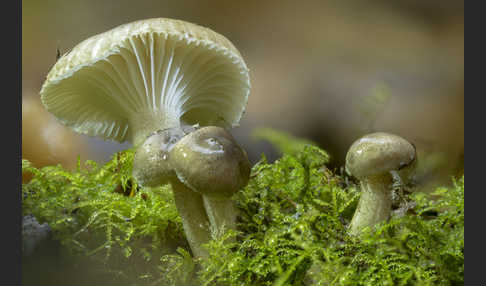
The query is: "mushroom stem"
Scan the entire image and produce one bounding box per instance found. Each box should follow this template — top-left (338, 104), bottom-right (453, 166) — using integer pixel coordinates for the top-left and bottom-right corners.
top-left (130, 110), bottom-right (182, 146)
top-left (170, 178), bottom-right (211, 259)
top-left (202, 194), bottom-right (237, 241)
top-left (348, 174), bottom-right (393, 236)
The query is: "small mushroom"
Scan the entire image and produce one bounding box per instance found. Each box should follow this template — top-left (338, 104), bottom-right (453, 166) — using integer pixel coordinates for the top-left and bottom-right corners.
top-left (169, 126), bottom-right (251, 237)
top-left (40, 18), bottom-right (251, 258)
top-left (345, 132), bottom-right (416, 235)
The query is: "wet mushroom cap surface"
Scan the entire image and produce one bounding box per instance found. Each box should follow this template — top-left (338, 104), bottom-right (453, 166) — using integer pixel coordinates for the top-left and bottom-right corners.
top-left (169, 126), bottom-right (251, 197)
top-left (40, 18), bottom-right (250, 146)
top-left (132, 127), bottom-right (185, 187)
top-left (345, 132), bottom-right (416, 179)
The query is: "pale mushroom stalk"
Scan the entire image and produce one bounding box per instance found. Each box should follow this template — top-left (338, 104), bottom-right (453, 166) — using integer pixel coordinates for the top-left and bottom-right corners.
top-left (203, 194), bottom-right (238, 236)
top-left (39, 18), bottom-right (251, 258)
top-left (345, 132), bottom-right (416, 236)
top-left (170, 178), bottom-right (212, 259)
top-left (348, 174), bottom-right (393, 235)
top-left (129, 110), bottom-right (182, 147)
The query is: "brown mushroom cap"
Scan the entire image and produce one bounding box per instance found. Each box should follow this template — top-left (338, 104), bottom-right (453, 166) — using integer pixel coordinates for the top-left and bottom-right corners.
top-left (40, 18), bottom-right (250, 146)
top-left (169, 126), bottom-right (251, 197)
top-left (345, 132), bottom-right (416, 179)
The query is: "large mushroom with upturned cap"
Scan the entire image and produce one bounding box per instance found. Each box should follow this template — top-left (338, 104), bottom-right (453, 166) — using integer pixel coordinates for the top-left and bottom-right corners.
top-left (345, 132), bottom-right (416, 235)
top-left (40, 18), bottom-right (251, 258)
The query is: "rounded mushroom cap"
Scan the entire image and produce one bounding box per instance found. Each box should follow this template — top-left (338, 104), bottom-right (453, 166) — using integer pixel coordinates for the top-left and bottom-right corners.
top-left (345, 132), bottom-right (416, 179)
top-left (132, 127), bottom-right (186, 187)
top-left (169, 126), bottom-right (251, 197)
top-left (40, 18), bottom-right (250, 145)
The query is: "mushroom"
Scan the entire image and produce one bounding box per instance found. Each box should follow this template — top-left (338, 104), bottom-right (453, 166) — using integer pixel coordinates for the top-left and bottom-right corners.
top-left (169, 126), bottom-right (251, 238)
top-left (40, 18), bottom-right (251, 258)
top-left (345, 132), bottom-right (416, 235)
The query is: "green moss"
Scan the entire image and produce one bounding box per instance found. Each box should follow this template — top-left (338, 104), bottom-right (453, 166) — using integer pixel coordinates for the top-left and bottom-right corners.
top-left (22, 129), bottom-right (464, 286)
top-left (22, 150), bottom-right (186, 284)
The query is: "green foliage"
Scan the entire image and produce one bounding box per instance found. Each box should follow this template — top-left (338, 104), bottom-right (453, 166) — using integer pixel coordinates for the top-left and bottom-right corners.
top-left (304, 177), bottom-right (464, 286)
top-left (199, 144), bottom-right (358, 286)
top-left (198, 145), bottom-right (463, 286)
top-left (22, 128), bottom-right (463, 286)
top-left (22, 151), bottom-right (187, 285)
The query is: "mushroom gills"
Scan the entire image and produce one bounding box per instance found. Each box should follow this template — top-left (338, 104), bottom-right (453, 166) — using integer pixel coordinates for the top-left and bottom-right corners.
top-left (42, 31), bottom-right (249, 145)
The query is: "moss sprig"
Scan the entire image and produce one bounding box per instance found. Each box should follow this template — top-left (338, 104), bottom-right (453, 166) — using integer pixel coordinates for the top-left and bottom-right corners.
top-left (22, 129), bottom-right (464, 286)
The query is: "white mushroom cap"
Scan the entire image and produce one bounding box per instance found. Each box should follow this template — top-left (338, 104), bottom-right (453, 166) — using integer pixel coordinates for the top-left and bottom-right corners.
top-left (40, 18), bottom-right (250, 146)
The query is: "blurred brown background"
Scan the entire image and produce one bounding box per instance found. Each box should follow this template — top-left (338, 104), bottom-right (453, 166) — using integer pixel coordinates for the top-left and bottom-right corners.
top-left (22, 0), bottom-right (463, 189)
